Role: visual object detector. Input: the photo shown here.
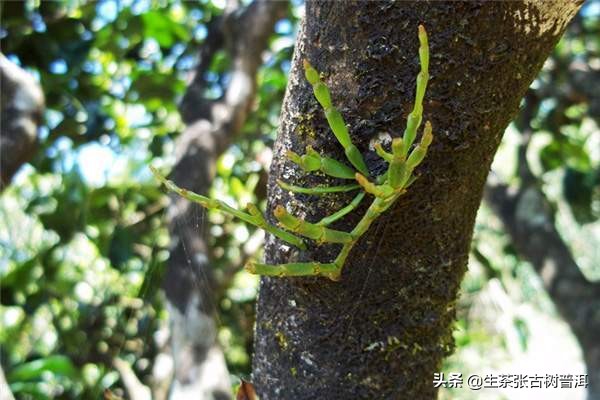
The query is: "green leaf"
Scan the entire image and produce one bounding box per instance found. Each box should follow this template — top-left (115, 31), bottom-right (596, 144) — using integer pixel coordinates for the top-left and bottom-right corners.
top-left (141, 11), bottom-right (190, 48)
top-left (8, 355), bottom-right (78, 382)
top-left (9, 381), bottom-right (51, 400)
top-left (540, 140), bottom-right (591, 172)
top-left (563, 167), bottom-right (599, 224)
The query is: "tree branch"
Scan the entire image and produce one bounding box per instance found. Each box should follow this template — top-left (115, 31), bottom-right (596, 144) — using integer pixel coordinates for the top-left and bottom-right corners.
top-left (113, 358), bottom-right (152, 400)
top-left (486, 176), bottom-right (600, 318)
top-left (162, 0), bottom-right (287, 397)
top-left (0, 53), bottom-right (44, 190)
top-left (485, 89), bottom-right (600, 397)
top-left (165, 0), bottom-right (286, 321)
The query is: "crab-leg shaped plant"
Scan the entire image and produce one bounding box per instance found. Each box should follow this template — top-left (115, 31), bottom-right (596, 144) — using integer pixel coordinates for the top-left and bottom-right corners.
top-left (151, 25), bottom-right (432, 281)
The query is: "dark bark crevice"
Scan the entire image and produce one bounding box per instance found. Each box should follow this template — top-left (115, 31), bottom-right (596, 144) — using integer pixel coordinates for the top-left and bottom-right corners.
top-left (253, 2), bottom-right (581, 399)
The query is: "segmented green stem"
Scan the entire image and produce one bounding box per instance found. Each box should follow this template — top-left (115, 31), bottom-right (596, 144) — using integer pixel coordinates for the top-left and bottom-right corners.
top-left (277, 180), bottom-right (360, 194)
top-left (374, 143), bottom-right (393, 162)
top-left (274, 205), bottom-right (354, 244)
top-left (317, 191), bottom-right (365, 226)
top-left (245, 261), bottom-right (339, 280)
top-left (287, 147), bottom-right (356, 180)
top-left (402, 24), bottom-right (429, 157)
top-left (303, 60), bottom-right (369, 176)
top-left (355, 173), bottom-right (395, 198)
top-left (150, 167), bottom-right (306, 250)
top-left (333, 195), bottom-right (395, 273)
top-left (155, 25), bottom-right (433, 282)
top-left (251, 25), bottom-right (432, 281)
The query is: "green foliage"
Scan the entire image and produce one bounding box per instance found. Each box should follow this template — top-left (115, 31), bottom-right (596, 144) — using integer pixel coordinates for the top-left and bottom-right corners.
top-left (0, 0), bottom-right (297, 396)
top-left (441, 5), bottom-right (600, 398)
top-left (2, 1), bottom-right (598, 398)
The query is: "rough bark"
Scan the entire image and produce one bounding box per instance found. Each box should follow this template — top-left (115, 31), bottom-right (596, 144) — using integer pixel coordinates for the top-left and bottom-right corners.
top-left (486, 92), bottom-right (600, 400)
top-left (163, 1), bottom-right (286, 399)
top-left (0, 53), bottom-right (44, 190)
top-left (253, 1), bottom-right (581, 399)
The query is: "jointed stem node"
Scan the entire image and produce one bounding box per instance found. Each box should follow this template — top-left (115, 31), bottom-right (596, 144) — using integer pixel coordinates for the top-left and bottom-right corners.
top-left (153, 25), bottom-right (433, 281)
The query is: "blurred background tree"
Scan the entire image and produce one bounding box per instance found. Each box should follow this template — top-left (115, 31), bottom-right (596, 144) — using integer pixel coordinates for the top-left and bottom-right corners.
top-left (441, 4), bottom-right (600, 399)
top-left (0, 1), bottom-right (597, 399)
top-left (1, 1), bottom-right (296, 398)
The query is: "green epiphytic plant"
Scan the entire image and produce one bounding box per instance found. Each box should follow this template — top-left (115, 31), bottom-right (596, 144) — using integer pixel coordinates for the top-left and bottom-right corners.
top-left (151, 25), bottom-right (432, 281)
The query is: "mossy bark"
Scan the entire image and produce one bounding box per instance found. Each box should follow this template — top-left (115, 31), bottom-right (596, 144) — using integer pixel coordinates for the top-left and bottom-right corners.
top-left (253, 1), bottom-right (581, 399)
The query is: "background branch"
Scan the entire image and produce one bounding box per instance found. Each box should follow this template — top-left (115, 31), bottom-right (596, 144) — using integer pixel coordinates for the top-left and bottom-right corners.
top-left (162, 1), bottom-right (287, 398)
top-left (0, 53), bottom-right (44, 190)
top-left (485, 89), bottom-right (600, 396)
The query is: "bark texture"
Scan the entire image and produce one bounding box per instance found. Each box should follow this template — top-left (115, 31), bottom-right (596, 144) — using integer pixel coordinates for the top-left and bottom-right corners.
top-left (253, 1), bottom-right (581, 399)
top-left (0, 53), bottom-right (44, 190)
top-left (486, 93), bottom-right (600, 400)
top-left (163, 1), bottom-right (286, 398)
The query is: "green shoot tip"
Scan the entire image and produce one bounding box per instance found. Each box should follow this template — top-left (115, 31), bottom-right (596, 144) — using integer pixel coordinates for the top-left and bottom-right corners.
top-left (355, 173), bottom-right (368, 185)
top-left (274, 205), bottom-right (286, 218)
top-left (422, 121), bottom-right (433, 147)
top-left (418, 25), bottom-right (428, 45)
top-left (392, 137), bottom-right (403, 154)
top-left (303, 59), bottom-right (320, 84)
top-left (149, 166), bottom-right (167, 184)
top-left (244, 261), bottom-right (256, 274)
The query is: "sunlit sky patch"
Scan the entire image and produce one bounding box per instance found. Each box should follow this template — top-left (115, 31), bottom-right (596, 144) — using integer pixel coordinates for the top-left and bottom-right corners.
top-left (582, 1), bottom-right (600, 17)
top-left (76, 143), bottom-right (115, 187)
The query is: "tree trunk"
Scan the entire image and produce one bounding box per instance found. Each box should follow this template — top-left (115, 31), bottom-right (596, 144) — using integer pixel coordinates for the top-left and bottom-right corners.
top-left (163, 1), bottom-right (285, 399)
top-left (253, 1), bottom-right (581, 399)
top-left (0, 53), bottom-right (44, 190)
